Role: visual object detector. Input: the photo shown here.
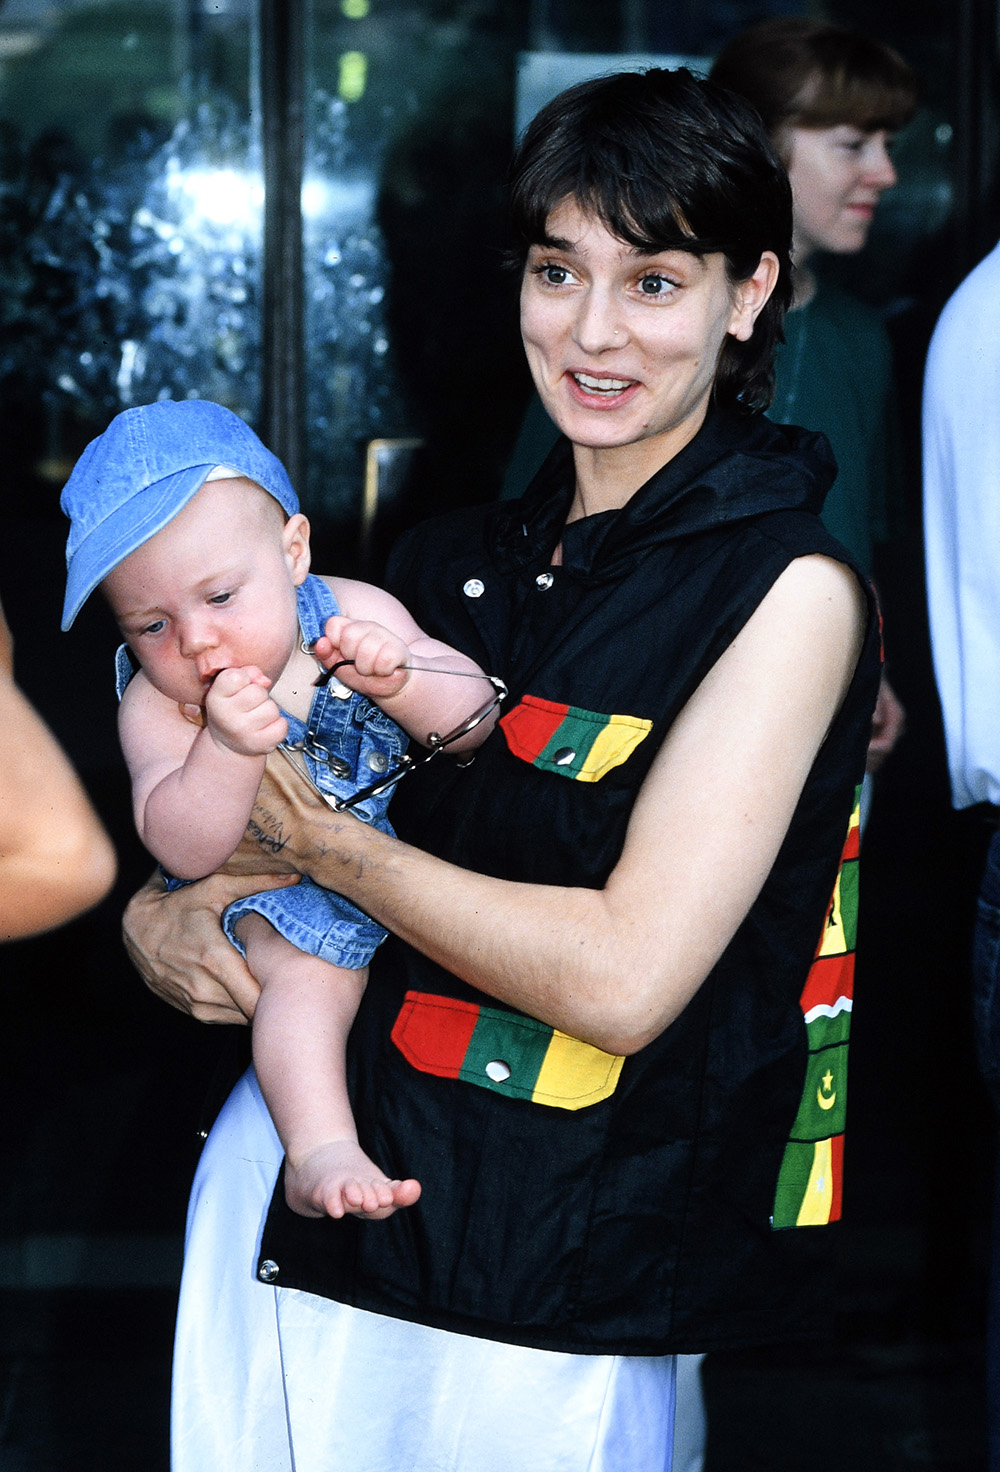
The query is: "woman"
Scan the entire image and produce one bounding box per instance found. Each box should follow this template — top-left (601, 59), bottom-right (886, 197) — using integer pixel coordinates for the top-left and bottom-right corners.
top-left (124, 69), bottom-right (880, 1472)
top-left (712, 18), bottom-right (917, 779)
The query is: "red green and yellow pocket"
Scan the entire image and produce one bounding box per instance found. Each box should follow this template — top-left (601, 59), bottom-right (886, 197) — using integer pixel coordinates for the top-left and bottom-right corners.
top-left (500, 695), bottom-right (651, 781)
top-left (391, 990), bottom-right (624, 1110)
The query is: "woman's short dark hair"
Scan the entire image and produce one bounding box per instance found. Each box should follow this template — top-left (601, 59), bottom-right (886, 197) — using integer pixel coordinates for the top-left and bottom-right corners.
top-left (508, 67), bottom-right (793, 414)
top-left (710, 18), bottom-right (918, 141)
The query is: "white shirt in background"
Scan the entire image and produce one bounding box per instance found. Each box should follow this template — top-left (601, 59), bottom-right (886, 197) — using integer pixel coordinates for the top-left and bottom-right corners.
top-left (924, 240), bottom-right (1000, 810)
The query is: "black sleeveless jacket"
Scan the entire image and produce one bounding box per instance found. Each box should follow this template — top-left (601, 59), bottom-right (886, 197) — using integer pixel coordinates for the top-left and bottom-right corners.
top-left (258, 407), bottom-right (882, 1355)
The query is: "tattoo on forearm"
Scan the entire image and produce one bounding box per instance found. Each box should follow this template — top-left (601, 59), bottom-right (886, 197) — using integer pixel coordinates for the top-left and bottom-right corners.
top-left (247, 811), bottom-right (288, 855)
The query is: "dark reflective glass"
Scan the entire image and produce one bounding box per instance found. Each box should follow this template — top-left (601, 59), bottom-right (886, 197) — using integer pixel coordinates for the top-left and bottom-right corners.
top-left (0, 1), bottom-right (261, 485)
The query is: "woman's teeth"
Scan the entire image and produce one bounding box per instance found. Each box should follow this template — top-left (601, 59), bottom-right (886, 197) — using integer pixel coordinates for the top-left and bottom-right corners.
top-left (573, 372), bottom-right (632, 395)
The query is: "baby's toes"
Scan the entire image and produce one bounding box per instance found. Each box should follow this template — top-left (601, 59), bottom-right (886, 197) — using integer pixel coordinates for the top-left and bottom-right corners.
top-left (341, 1179), bottom-right (368, 1211)
top-left (371, 1178), bottom-right (399, 1209)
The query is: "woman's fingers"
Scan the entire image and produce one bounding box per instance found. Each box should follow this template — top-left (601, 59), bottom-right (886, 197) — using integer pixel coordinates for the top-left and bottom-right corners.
top-left (121, 870), bottom-right (294, 1023)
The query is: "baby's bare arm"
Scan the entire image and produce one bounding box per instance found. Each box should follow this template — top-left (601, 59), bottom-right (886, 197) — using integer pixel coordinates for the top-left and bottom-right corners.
top-left (317, 576), bottom-right (499, 753)
top-left (119, 670), bottom-right (282, 879)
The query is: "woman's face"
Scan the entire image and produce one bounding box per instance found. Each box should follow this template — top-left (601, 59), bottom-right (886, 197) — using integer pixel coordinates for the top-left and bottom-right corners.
top-left (781, 124), bottom-right (897, 262)
top-left (520, 198), bottom-right (776, 471)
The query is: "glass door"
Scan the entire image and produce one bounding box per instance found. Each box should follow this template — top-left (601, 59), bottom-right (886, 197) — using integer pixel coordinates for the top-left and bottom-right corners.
top-left (0, 0), bottom-right (262, 494)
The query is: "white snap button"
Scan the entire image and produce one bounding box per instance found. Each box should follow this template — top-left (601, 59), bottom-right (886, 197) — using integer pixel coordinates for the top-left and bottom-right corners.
top-left (485, 1059), bottom-right (511, 1083)
top-left (553, 748), bottom-right (576, 766)
top-left (535, 572), bottom-right (554, 590)
top-left (258, 1259), bottom-right (279, 1282)
top-left (463, 579), bottom-right (485, 598)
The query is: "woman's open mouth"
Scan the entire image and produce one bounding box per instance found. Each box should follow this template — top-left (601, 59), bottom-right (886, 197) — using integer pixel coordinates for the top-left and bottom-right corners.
top-left (569, 371), bottom-right (638, 404)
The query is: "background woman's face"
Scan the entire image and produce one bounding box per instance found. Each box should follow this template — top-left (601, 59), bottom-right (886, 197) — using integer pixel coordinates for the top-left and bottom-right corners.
top-left (781, 123), bottom-right (897, 262)
top-left (520, 198), bottom-right (771, 466)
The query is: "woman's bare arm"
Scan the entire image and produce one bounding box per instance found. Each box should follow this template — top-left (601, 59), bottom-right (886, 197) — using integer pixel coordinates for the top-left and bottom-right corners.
top-left (259, 556), bottom-right (865, 1052)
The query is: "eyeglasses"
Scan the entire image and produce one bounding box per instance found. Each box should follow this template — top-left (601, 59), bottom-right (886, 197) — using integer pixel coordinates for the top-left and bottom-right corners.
top-left (290, 659), bottom-right (507, 813)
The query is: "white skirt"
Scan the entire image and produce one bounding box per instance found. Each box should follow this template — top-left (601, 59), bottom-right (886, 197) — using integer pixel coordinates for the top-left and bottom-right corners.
top-left (171, 1067), bottom-right (676, 1472)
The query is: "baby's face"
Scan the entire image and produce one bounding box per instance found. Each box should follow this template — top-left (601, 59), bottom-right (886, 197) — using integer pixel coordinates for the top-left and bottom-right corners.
top-left (102, 477), bottom-right (310, 707)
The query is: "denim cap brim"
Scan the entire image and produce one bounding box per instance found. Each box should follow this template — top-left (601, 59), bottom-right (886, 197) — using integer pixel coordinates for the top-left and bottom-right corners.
top-left (61, 399), bottom-right (298, 630)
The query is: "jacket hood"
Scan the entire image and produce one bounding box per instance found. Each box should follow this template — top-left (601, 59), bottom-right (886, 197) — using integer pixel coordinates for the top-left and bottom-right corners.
top-left (490, 407), bottom-right (836, 583)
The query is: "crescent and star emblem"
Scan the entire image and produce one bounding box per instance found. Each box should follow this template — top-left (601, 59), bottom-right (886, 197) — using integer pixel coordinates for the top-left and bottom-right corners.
top-left (816, 1068), bottom-right (837, 1111)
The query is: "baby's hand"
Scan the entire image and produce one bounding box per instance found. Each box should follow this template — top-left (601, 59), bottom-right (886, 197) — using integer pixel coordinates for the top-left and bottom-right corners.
top-left (205, 666), bottom-right (288, 756)
top-left (315, 616), bottom-right (411, 700)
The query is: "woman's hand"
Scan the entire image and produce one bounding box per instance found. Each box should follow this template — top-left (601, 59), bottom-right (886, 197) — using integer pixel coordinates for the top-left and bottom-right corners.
top-left (123, 748), bottom-right (340, 1024)
top-left (123, 867), bottom-right (296, 1024)
top-left (865, 672), bottom-right (906, 774)
top-left (248, 746), bottom-right (375, 880)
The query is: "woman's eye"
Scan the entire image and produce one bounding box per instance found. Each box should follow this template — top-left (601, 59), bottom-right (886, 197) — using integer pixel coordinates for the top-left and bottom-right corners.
top-left (209, 592), bottom-right (233, 606)
top-left (542, 264), bottom-right (570, 285)
top-left (637, 274), bottom-right (674, 296)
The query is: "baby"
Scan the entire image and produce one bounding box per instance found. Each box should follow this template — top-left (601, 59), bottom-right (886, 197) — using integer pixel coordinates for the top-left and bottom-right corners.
top-left (61, 399), bottom-right (499, 1220)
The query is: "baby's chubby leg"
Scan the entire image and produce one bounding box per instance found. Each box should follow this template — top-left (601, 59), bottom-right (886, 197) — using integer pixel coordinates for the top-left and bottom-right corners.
top-left (233, 912), bottom-right (421, 1221)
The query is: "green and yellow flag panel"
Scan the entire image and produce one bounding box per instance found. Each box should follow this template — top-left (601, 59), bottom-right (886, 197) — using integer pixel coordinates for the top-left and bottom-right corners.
top-left (500, 694), bottom-right (652, 782)
top-left (772, 788), bottom-right (860, 1230)
top-left (392, 990), bottom-right (625, 1111)
top-left (774, 1135), bottom-right (845, 1228)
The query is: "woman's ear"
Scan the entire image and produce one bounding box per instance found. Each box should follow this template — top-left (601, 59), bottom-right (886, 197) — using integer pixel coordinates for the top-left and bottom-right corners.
top-left (283, 512), bottom-right (312, 585)
top-left (727, 252), bottom-right (780, 342)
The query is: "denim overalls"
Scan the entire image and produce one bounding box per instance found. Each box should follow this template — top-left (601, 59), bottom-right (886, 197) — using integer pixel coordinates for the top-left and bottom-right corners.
top-left (117, 574), bottom-right (406, 969)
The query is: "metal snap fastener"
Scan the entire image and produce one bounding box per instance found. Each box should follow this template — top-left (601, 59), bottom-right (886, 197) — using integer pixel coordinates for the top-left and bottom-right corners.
top-left (485, 1059), bottom-right (511, 1082)
top-left (463, 578), bottom-right (485, 599)
top-left (367, 751), bottom-right (390, 773)
top-left (553, 747), bottom-right (576, 766)
top-left (258, 1259), bottom-right (279, 1283)
top-left (535, 572), bottom-right (554, 590)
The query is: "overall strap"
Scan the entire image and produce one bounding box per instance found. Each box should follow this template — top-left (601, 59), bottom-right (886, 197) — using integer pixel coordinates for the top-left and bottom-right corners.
top-left (284, 574), bottom-right (357, 774)
top-left (294, 573), bottom-right (341, 649)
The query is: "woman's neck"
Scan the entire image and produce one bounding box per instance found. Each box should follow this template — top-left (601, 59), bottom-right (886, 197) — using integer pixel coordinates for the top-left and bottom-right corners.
top-left (790, 262), bottom-right (817, 310)
top-left (789, 234), bottom-right (817, 310)
top-left (567, 408), bottom-right (709, 523)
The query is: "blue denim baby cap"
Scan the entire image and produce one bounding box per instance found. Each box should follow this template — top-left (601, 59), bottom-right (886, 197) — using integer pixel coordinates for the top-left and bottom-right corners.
top-left (61, 399), bottom-right (299, 630)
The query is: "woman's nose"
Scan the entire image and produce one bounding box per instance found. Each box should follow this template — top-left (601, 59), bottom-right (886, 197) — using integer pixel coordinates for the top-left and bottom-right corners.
top-left (865, 136), bottom-right (897, 191)
top-left (571, 288), bottom-right (627, 355)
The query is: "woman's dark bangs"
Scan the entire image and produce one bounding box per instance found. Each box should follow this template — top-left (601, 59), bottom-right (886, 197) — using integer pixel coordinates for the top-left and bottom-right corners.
top-left (516, 148), bottom-right (702, 258)
top-left (575, 126), bottom-right (746, 259)
top-left (583, 176), bottom-right (700, 256)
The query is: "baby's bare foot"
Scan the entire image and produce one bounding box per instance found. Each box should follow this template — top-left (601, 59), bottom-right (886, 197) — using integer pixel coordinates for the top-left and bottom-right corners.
top-left (285, 1139), bottom-right (421, 1220)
